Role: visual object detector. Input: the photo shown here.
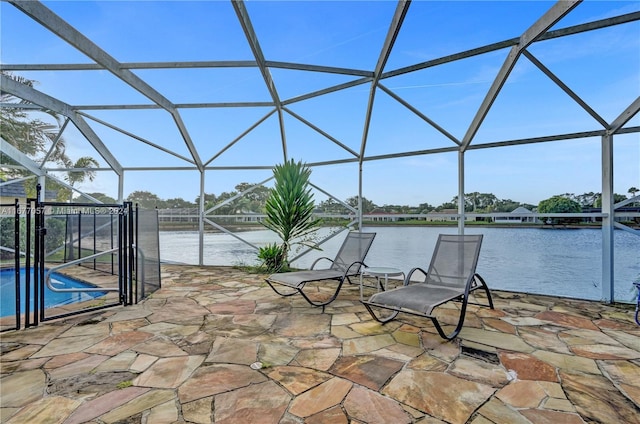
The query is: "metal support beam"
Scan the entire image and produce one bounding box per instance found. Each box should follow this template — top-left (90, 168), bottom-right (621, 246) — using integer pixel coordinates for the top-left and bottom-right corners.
top-left (458, 151), bottom-right (465, 235)
top-left (199, 171), bottom-right (205, 266)
top-left (284, 107), bottom-right (359, 157)
top-left (204, 109), bottom-right (277, 166)
top-left (461, 0), bottom-right (581, 152)
top-left (117, 174), bottom-right (124, 203)
top-left (610, 96), bottom-right (640, 133)
top-left (0, 74), bottom-right (123, 175)
top-left (359, 0), bottom-right (411, 159)
top-left (377, 83), bottom-right (461, 146)
top-left (1, 136), bottom-right (46, 176)
top-left (232, 0), bottom-right (287, 161)
top-left (38, 175), bottom-right (46, 201)
top-left (8, 0), bottom-right (203, 170)
top-left (41, 118), bottom-right (70, 166)
top-left (79, 112), bottom-right (195, 164)
top-left (523, 50), bottom-right (608, 128)
top-left (601, 133), bottom-right (614, 302)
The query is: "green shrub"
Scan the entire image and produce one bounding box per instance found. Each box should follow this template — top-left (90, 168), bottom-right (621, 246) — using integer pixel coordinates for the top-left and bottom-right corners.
top-left (257, 242), bottom-right (288, 273)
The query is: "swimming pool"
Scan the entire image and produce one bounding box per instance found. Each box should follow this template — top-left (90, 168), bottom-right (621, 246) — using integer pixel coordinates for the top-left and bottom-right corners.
top-left (0, 267), bottom-right (108, 318)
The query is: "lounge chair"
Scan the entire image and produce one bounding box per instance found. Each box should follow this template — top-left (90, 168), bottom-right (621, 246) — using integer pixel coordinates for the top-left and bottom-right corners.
top-left (361, 234), bottom-right (493, 340)
top-left (265, 231), bottom-right (376, 311)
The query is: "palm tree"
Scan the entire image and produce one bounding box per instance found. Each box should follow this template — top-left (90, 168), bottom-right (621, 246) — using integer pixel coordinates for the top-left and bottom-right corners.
top-left (259, 159), bottom-right (321, 271)
top-left (1, 72), bottom-right (67, 163)
top-left (64, 156), bottom-right (99, 202)
top-left (2, 72), bottom-right (100, 201)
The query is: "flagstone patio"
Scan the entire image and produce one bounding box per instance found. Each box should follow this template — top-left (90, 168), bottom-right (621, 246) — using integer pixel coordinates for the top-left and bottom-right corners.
top-left (1, 264), bottom-right (639, 423)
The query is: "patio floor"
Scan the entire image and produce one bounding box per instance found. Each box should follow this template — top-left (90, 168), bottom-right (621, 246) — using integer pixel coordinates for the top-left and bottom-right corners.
top-left (1, 264), bottom-right (639, 423)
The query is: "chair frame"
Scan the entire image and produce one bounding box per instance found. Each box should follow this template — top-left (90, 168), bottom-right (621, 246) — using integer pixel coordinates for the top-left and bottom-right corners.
top-left (265, 232), bottom-right (376, 311)
top-left (362, 234), bottom-right (494, 340)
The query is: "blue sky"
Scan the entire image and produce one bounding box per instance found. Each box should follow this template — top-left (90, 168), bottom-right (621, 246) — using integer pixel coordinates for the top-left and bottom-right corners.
top-left (1, 0), bottom-right (639, 207)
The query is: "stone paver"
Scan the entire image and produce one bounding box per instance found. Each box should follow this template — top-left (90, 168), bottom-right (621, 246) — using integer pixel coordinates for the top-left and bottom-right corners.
top-left (0, 369), bottom-right (47, 408)
top-left (267, 365), bottom-right (332, 395)
top-left (288, 377), bottom-right (353, 418)
top-left (329, 354), bottom-right (404, 390)
top-left (383, 369), bottom-right (495, 424)
top-left (213, 381), bottom-right (290, 424)
top-left (134, 355), bottom-right (204, 388)
top-left (2, 264), bottom-right (639, 423)
top-left (343, 386), bottom-right (412, 423)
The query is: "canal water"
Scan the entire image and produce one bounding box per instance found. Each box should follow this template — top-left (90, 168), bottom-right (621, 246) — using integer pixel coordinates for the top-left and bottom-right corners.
top-left (159, 226), bottom-right (640, 303)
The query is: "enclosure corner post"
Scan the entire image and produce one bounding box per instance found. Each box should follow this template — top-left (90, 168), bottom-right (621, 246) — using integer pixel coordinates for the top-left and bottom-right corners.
top-left (457, 150), bottom-right (465, 235)
top-left (199, 170), bottom-right (205, 266)
top-left (601, 133), bottom-right (614, 303)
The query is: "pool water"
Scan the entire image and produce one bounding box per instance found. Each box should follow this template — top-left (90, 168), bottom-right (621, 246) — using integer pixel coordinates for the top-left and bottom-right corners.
top-left (0, 267), bottom-right (108, 317)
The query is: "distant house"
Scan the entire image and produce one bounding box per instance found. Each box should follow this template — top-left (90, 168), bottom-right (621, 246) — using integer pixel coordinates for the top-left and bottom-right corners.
top-left (235, 210), bottom-right (264, 223)
top-left (157, 208), bottom-right (199, 223)
top-left (494, 206), bottom-right (538, 224)
top-left (365, 209), bottom-right (401, 222)
top-left (426, 209), bottom-right (473, 222)
top-left (582, 206), bottom-right (640, 224)
top-left (0, 179), bottom-right (58, 206)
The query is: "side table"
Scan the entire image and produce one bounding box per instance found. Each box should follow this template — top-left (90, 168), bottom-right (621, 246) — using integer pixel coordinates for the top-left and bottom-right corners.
top-left (360, 266), bottom-right (405, 301)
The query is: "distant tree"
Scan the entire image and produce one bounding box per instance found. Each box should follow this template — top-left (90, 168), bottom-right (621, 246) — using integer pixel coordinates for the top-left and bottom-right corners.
top-left (494, 199), bottom-right (521, 213)
top-left (593, 193), bottom-right (629, 208)
top-left (378, 205), bottom-right (398, 213)
top-left (126, 190), bottom-right (164, 209)
top-left (210, 191), bottom-right (238, 214)
top-left (436, 201), bottom-right (457, 211)
top-left (83, 192), bottom-right (117, 204)
top-left (417, 202), bottom-right (434, 213)
top-left (165, 197), bottom-right (195, 208)
top-left (538, 195), bottom-right (582, 224)
top-left (194, 193), bottom-right (216, 206)
top-left (478, 193), bottom-right (498, 211)
top-left (235, 182), bottom-right (270, 203)
top-left (318, 198), bottom-right (348, 214)
top-left (62, 156), bottom-right (99, 202)
top-left (2, 72), bottom-right (101, 201)
top-left (574, 192), bottom-right (600, 207)
top-left (455, 192), bottom-right (498, 212)
top-left (346, 196), bottom-right (377, 214)
top-left (465, 192), bottom-right (480, 211)
top-left (629, 187), bottom-right (639, 200)
top-left (380, 204), bottom-right (418, 214)
top-left (231, 182), bottom-right (270, 212)
top-left (0, 72), bottom-right (66, 165)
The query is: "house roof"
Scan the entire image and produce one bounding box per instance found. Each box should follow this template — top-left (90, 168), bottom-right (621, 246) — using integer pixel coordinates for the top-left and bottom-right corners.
top-left (0, 179), bottom-right (58, 200)
top-left (511, 206), bottom-right (533, 214)
top-left (0, 179), bottom-right (27, 197)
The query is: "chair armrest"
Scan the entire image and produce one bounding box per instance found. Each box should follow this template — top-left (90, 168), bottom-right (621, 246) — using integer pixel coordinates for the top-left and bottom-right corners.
top-left (344, 260), bottom-right (366, 276)
top-left (310, 256), bottom-right (333, 270)
top-left (404, 267), bottom-right (428, 286)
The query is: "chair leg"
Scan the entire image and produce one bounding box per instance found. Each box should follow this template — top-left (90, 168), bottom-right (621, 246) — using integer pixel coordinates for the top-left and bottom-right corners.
top-left (431, 295), bottom-right (470, 340)
top-left (296, 278), bottom-right (346, 312)
top-left (473, 274), bottom-right (494, 309)
top-left (431, 317), bottom-right (461, 341)
top-left (362, 302), bottom-right (399, 323)
top-left (265, 280), bottom-right (301, 297)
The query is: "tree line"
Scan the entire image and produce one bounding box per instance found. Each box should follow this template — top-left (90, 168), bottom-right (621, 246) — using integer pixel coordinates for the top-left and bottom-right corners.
top-left (86, 186), bottom-right (639, 215)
